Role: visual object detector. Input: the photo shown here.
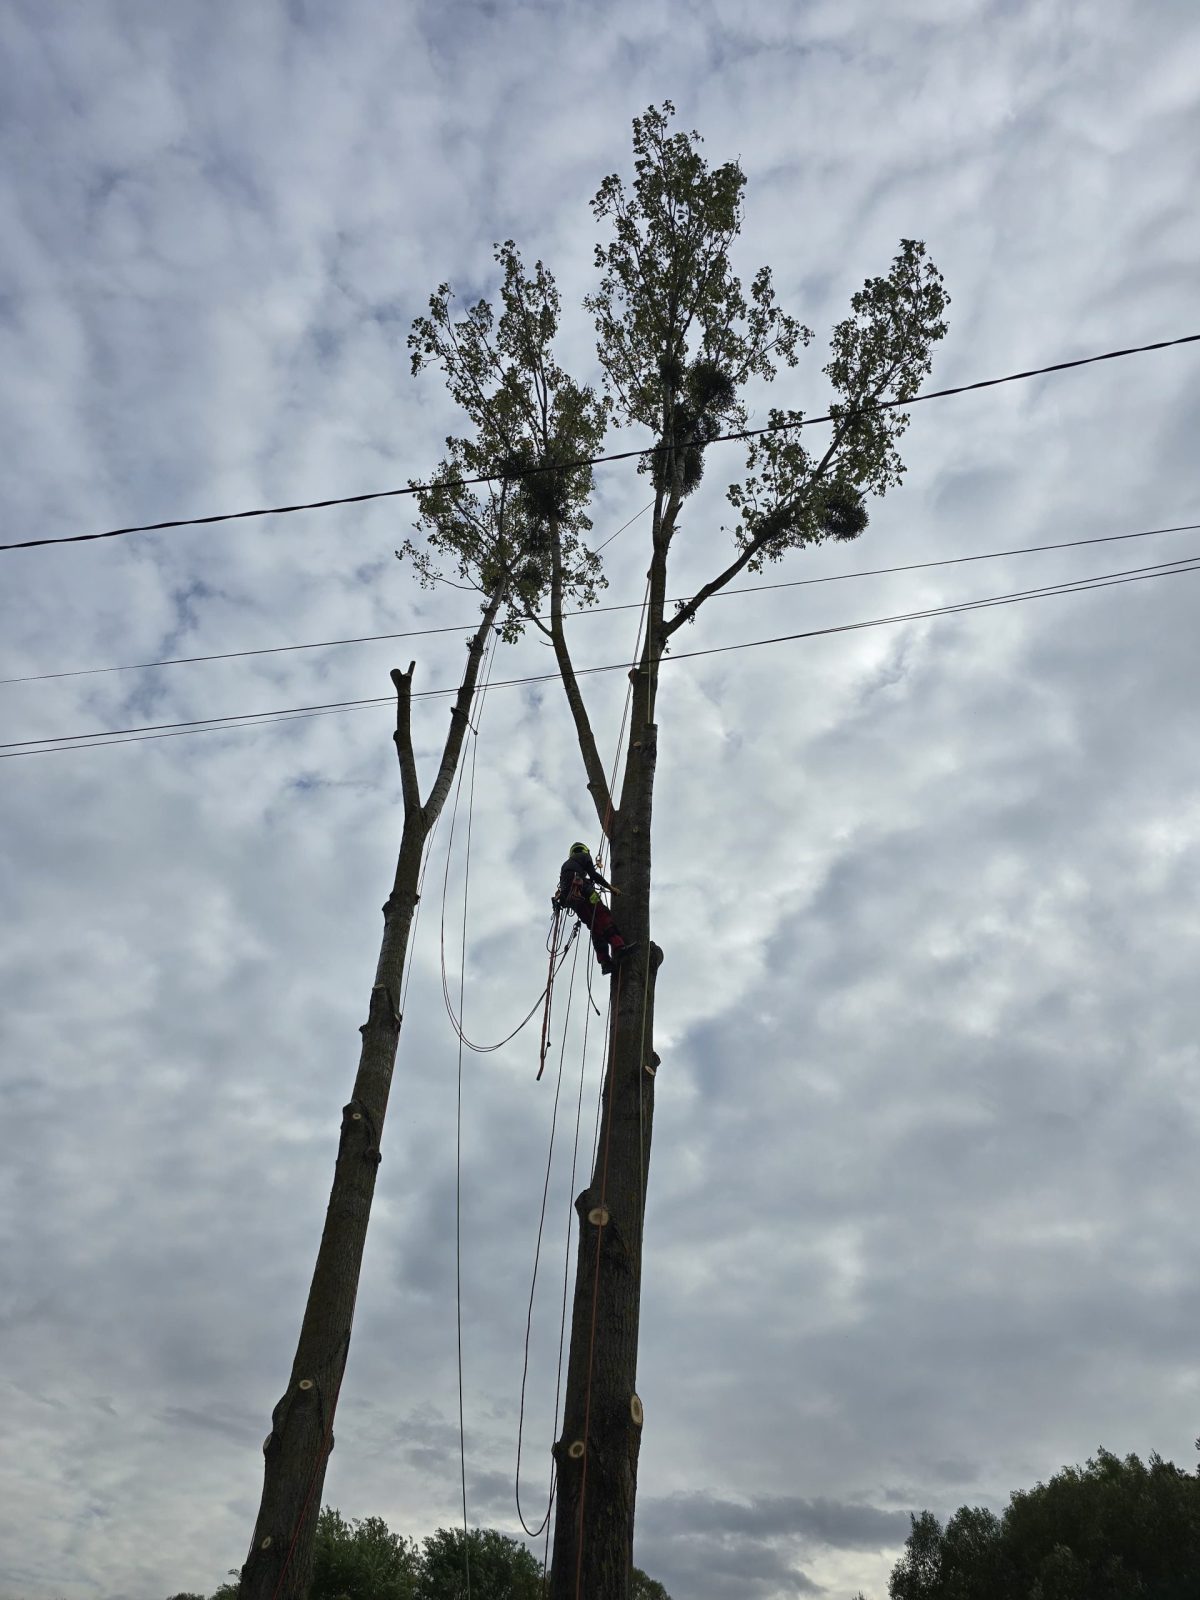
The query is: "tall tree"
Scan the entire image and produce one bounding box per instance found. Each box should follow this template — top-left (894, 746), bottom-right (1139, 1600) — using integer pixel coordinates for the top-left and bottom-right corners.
top-left (888, 1448), bottom-right (1200, 1600)
top-left (415, 1527), bottom-right (543, 1600)
top-left (539, 105), bottom-right (948, 1600)
top-left (409, 107), bottom-right (946, 1599)
top-left (237, 248), bottom-right (605, 1600)
top-left (631, 1566), bottom-right (673, 1600)
top-left (310, 1508), bottom-right (419, 1600)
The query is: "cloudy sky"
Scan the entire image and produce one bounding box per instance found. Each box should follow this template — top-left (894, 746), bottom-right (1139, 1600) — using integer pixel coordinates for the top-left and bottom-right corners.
top-left (2, 2), bottom-right (1200, 1597)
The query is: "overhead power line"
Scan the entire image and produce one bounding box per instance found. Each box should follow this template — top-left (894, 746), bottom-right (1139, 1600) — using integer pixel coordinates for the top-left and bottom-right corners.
top-left (3, 333), bottom-right (1197, 554)
top-left (5, 517), bottom-right (1197, 687)
top-left (5, 549), bottom-right (1198, 759)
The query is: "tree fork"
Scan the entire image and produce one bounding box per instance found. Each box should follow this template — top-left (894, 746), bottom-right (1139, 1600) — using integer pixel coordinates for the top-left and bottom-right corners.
top-left (239, 606), bottom-right (501, 1600)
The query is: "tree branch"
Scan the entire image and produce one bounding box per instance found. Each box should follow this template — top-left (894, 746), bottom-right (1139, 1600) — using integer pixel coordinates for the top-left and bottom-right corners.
top-left (634, 485), bottom-right (674, 725)
top-left (520, 605), bottom-right (555, 641)
top-left (549, 513), bottom-right (613, 829)
top-left (420, 584), bottom-right (506, 830)
top-left (663, 362), bottom-right (905, 639)
top-left (390, 662), bottom-right (422, 818)
top-left (661, 539), bottom-right (759, 637)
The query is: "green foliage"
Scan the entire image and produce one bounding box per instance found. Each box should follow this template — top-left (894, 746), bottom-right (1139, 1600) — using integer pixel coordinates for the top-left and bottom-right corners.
top-left (887, 1449), bottom-right (1200, 1600)
top-left (725, 237), bottom-right (948, 571)
top-left (309, 1506), bottom-right (420, 1600)
top-left (411, 102), bottom-right (949, 652)
top-left (202, 1514), bottom-right (676, 1600)
top-left (632, 1564), bottom-right (674, 1599)
top-left (585, 101), bottom-right (947, 587)
top-left (407, 240), bottom-right (610, 641)
top-left (587, 100), bottom-right (808, 444)
top-left (415, 1526), bottom-right (542, 1600)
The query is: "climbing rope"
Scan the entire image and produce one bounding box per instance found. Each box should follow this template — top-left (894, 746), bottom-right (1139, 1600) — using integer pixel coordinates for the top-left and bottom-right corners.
top-left (446, 631), bottom-right (506, 1600)
top-left (440, 559), bottom-right (653, 1595)
top-left (537, 910), bottom-right (568, 1082)
top-left (439, 807), bottom-right (579, 1059)
top-left (516, 934), bottom-right (584, 1537)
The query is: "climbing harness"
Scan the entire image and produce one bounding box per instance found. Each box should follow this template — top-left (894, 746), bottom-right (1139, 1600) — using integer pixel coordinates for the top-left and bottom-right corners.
top-left (440, 770), bottom-right (579, 1062)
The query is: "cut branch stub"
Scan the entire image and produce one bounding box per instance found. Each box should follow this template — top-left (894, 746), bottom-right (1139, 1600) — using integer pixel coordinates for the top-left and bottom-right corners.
top-left (297, 1378), bottom-right (314, 1392)
top-left (567, 1440), bottom-right (586, 1460)
top-left (630, 1394), bottom-right (644, 1427)
top-left (587, 1205), bottom-right (610, 1227)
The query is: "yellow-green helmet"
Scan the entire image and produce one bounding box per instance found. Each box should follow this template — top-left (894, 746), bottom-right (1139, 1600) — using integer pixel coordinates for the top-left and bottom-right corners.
top-left (569, 841), bottom-right (590, 856)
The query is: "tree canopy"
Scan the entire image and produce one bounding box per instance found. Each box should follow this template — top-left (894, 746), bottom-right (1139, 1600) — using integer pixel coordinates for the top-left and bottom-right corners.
top-left (199, 1508), bottom-right (672, 1600)
top-left (405, 239), bottom-right (609, 642)
top-left (888, 1449), bottom-right (1200, 1600)
top-left (414, 1526), bottom-right (542, 1600)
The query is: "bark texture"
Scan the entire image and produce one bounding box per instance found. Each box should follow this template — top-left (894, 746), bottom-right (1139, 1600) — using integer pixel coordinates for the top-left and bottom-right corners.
top-left (239, 604), bottom-right (498, 1600)
top-left (548, 492), bottom-right (674, 1600)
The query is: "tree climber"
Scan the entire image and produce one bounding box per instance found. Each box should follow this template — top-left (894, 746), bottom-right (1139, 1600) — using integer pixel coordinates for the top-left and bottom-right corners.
top-left (554, 842), bottom-right (637, 975)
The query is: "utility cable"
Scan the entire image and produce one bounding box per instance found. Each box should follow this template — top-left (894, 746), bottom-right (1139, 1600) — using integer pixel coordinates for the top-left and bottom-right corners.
top-left (7, 550), bottom-right (1200, 759)
top-left (6, 516), bottom-right (1196, 688)
top-left (593, 499), bottom-right (652, 555)
top-left (4, 334), bottom-right (1196, 553)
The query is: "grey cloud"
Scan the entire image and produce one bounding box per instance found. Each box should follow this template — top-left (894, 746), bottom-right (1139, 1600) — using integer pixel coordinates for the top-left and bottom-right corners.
top-left (636, 1508), bottom-right (826, 1597)
top-left (4, 4), bottom-right (1200, 1600)
top-left (642, 1490), bottom-right (912, 1550)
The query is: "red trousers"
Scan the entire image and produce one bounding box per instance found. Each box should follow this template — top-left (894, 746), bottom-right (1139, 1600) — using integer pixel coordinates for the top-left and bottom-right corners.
top-left (568, 894), bottom-right (625, 963)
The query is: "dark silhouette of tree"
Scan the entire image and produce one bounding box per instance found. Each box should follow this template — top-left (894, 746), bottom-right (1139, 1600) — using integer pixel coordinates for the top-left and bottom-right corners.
top-left (311, 1507), bottom-right (419, 1600)
top-left (888, 1448), bottom-right (1200, 1600)
top-left (411, 102), bottom-right (947, 1600)
top-left (542, 105), bottom-right (947, 1600)
top-left (237, 249), bottom-right (605, 1600)
top-left (415, 1527), bottom-right (543, 1600)
top-left (211, 1508), bottom-right (676, 1600)
top-left (632, 1565), bottom-right (673, 1600)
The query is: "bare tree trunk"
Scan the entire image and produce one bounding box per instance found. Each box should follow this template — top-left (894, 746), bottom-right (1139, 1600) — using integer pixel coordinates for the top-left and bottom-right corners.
top-left (239, 600), bottom-right (500, 1600)
top-left (549, 605), bottom-right (666, 1600)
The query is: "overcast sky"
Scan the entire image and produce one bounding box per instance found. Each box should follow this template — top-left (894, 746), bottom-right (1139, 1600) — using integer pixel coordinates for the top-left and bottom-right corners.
top-left (2, 3), bottom-right (1200, 1598)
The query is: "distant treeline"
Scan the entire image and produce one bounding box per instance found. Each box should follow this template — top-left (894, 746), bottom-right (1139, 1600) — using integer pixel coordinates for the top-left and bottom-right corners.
top-left (876, 1447), bottom-right (1200, 1600)
top-left (168, 1508), bottom-right (672, 1600)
